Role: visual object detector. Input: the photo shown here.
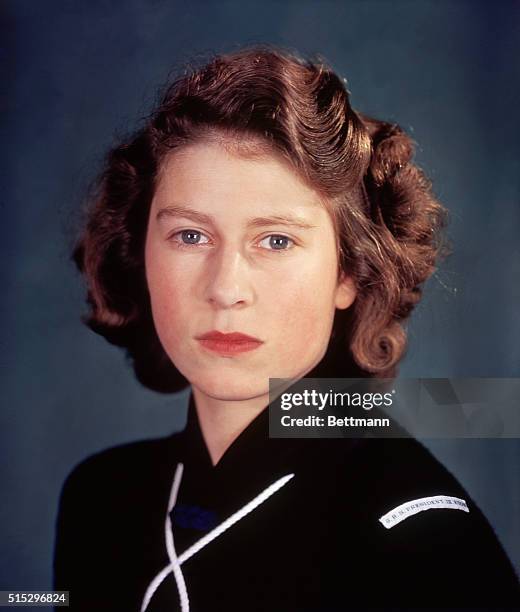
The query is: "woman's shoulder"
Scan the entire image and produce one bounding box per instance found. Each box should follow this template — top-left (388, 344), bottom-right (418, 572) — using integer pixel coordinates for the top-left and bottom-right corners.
top-left (341, 435), bottom-right (485, 529)
top-left (359, 435), bottom-right (468, 490)
top-left (322, 436), bottom-right (520, 604)
top-left (311, 435), bottom-right (504, 554)
top-left (57, 430), bottom-right (184, 512)
top-left (53, 430), bottom-right (185, 599)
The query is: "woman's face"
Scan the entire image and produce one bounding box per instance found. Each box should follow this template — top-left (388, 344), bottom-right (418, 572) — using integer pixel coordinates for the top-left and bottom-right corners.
top-left (145, 140), bottom-right (356, 402)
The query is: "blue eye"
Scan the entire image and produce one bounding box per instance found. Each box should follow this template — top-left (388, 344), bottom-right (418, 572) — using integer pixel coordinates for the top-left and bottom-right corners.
top-left (169, 230), bottom-right (293, 252)
top-left (182, 230), bottom-right (203, 244)
top-left (259, 235), bottom-right (294, 251)
top-left (170, 230), bottom-right (210, 246)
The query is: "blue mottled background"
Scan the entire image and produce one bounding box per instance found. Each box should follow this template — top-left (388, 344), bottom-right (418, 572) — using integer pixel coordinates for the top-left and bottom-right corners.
top-left (1, 0), bottom-right (519, 590)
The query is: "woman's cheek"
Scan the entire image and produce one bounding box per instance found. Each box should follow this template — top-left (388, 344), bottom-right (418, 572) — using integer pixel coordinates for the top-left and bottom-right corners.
top-left (153, 259), bottom-right (194, 313)
top-left (149, 279), bottom-right (189, 349)
top-left (281, 287), bottom-right (333, 338)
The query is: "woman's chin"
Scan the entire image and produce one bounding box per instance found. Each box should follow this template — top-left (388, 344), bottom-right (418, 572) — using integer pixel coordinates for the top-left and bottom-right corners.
top-left (191, 375), bottom-right (270, 402)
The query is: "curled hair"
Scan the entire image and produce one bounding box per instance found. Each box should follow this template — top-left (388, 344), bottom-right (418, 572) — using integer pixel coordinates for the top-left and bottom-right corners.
top-left (73, 44), bottom-right (448, 392)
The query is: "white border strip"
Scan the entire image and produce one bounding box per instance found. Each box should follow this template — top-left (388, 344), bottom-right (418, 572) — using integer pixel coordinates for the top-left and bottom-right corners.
top-left (379, 495), bottom-right (469, 529)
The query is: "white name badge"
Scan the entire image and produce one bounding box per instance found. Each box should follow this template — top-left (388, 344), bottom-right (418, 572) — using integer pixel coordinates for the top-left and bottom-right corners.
top-left (379, 495), bottom-right (469, 529)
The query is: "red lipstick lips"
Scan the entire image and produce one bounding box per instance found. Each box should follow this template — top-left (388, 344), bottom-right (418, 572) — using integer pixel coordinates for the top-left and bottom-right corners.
top-left (196, 331), bottom-right (263, 356)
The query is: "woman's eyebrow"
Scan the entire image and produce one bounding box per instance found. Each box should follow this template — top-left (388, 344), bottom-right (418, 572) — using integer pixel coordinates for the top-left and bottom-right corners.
top-left (156, 204), bottom-right (317, 230)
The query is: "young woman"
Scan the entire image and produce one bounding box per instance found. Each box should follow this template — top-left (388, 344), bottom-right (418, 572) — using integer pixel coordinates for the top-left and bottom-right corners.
top-left (53, 45), bottom-right (520, 610)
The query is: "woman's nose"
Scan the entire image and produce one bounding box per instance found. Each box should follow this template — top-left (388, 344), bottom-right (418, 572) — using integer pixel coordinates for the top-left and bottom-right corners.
top-left (203, 246), bottom-right (254, 309)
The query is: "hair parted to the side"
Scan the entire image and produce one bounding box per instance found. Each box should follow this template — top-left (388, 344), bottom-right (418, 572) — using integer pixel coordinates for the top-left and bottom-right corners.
top-left (73, 44), bottom-right (449, 392)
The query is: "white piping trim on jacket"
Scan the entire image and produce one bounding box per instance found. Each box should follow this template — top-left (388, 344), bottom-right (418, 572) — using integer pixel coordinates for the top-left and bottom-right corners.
top-left (140, 462), bottom-right (295, 612)
top-left (165, 464), bottom-right (189, 611)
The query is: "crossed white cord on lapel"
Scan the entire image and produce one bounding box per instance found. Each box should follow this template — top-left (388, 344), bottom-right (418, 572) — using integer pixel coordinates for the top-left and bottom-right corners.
top-left (140, 462), bottom-right (295, 612)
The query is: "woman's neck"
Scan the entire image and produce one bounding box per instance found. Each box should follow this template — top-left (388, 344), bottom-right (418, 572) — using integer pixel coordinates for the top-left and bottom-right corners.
top-left (192, 387), bottom-right (269, 466)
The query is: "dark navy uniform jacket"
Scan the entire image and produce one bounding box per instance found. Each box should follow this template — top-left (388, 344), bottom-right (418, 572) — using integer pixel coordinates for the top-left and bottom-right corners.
top-left (54, 393), bottom-right (520, 611)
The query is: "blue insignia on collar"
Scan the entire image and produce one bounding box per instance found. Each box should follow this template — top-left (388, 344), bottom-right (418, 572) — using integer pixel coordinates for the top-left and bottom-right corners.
top-left (171, 504), bottom-right (219, 531)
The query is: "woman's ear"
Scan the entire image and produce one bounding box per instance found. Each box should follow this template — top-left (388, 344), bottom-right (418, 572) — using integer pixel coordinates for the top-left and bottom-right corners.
top-left (334, 271), bottom-right (357, 310)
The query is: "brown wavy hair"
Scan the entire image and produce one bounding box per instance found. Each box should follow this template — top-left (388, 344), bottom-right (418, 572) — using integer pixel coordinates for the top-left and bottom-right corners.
top-left (72, 44), bottom-right (449, 392)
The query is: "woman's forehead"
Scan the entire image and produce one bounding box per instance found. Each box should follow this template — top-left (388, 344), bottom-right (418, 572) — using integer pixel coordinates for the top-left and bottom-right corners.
top-left (152, 141), bottom-right (332, 225)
